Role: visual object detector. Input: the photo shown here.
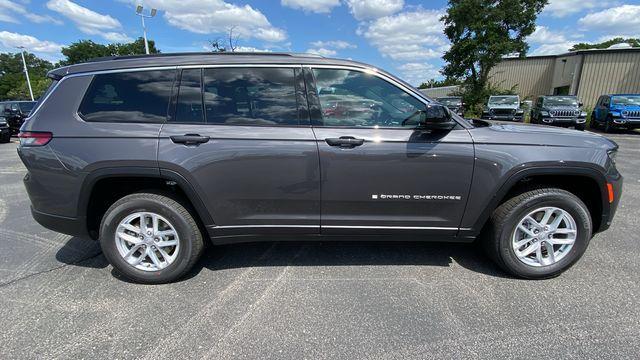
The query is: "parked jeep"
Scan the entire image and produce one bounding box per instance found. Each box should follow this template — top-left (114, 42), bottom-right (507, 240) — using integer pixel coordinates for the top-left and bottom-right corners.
top-left (436, 96), bottom-right (464, 116)
top-left (0, 115), bottom-right (10, 143)
top-left (18, 53), bottom-right (622, 283)
top-left (0, 101), bottom-right (36, 135)
top-left (531, 95), bottom-right (587, 131)
top-left (590, 94), bottom-right (640, 132)
top-left (481, 95), bottom-right (524, 121)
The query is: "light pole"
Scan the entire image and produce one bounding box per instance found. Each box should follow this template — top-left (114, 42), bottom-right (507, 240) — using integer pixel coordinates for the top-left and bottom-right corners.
top-left (135, 5), bottom-right (157, 55)
top-left (17, 46), bottom-right (34, 101)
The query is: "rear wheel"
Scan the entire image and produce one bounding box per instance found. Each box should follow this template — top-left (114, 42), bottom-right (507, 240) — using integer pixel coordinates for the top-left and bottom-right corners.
top-left (484, 188), bottom-right (592, 279)
top-left (100, 192), bottom-right (204, 284)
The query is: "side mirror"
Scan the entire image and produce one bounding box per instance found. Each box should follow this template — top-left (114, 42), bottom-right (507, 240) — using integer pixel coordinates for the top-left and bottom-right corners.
top-left (420, 104), bottom-right (456, 131)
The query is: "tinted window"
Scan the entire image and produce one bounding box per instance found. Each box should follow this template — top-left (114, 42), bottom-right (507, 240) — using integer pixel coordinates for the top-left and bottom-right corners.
top-left (203, 68), bottom-right (299, 126)
top-left (175, 69), bottom-right (204, 123)
top-left (18, 102), bottom-right (35, 112)
top-left (312, 69), bottom-right (424, 127)
top-left (79, 70), bottom-right (175, 123)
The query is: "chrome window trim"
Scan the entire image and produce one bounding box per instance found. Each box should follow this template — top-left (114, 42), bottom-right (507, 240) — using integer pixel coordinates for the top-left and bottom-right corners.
top-left (29, 63), bottom-right (443, 123)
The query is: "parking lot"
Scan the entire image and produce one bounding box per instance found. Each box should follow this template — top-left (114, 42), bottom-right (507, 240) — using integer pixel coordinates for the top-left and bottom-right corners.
top-left (0, 130), bottom-right (638, 359)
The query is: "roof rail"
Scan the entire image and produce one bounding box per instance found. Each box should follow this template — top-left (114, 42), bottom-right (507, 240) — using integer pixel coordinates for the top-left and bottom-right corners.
top-left (85, 52), bottom-right (324, 63)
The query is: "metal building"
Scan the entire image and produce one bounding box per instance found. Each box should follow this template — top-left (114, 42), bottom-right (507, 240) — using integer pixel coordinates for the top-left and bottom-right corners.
top-left (420, 85), bottom-right (461, 98)
top-left (488, 47), bottom-right (640, 107)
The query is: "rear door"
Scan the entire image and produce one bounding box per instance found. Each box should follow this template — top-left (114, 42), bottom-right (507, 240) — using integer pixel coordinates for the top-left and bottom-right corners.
top-left (158, 66), bottom-right (320, 237)
top-left (305, 67), bottom-right (474, 236)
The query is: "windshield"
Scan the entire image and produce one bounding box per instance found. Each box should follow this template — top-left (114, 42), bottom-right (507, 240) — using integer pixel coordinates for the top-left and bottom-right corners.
top-left (488, 96), bottom-right (518, 105)
top-left (437, 97), bottom-right (462, 106)
top-left (18, 102), bottom-right (36, 112)
top-left (544, 96), bottom-right (578, 107)
top-left (612, 95), bottom-right (640, 106)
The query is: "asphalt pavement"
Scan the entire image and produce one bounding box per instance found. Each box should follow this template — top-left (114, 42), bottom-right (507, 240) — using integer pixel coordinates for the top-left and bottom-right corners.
top-left (0, 130), bottom-right (639, 359)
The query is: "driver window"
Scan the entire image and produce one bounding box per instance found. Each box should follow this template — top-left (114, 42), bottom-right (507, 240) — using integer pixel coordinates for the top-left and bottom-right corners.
top-left (312, 69), bottom-right (424, 128)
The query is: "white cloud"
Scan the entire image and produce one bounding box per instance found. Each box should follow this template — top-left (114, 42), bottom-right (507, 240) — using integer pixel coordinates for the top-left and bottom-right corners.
top-left (578, 5), bottom-right (640, 36)
top-left (0, 31), bottom-right (64, 61)
top-left (46, 0), bottom-right (131, 42)
top-left (281, 0), bottom-right (340, 14)
top-left (306, 48), bottom-right (337, 56)
top-left (359, 9), bottom-right (448, 61)
top-left (530, 42), bottom-right (576, 56)
top-left (0, 0), bottom-right (62, 24)
top-left (133, 0), bottom-right (287, 43)
top-left (543, 0), bottom-right (615, 18)
top-left (346, 0), bottom-right (404, 20)
top-left (309, 40), bottom-right (356, 49)
top-left (527, 26), bottom-right (567, 44)
top-left (396, 62), bottom-right (440, 85)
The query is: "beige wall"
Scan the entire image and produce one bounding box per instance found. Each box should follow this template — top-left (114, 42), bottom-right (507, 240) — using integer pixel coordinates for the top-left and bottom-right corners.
top-left (577, 51), bottom-right (640, 108)
top-left (488, 57), bottom-right (555, 100)
top-left (420, 85), bottom-right (461, 98)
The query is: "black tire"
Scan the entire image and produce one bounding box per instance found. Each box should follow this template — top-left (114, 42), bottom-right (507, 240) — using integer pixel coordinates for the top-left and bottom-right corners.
top-left (588, 113), bottom-right (598, 129)
top-left (99, 192), bottom-right (204, 284)
top-left (604, 117), bottom-right (614, 133)
top-left (484, 188), bottom-right (592, 279)
top-left (0, 133), bottom-right (9, 143)
top-left (574, 124), bottom-right (585, 131)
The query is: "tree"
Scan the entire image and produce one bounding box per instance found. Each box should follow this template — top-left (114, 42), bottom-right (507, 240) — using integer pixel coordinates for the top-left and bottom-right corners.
top-left (441, 0), bottom-right (548, 111)
top-left (60, 37), bottom-right (159, 66)
top-left (209, 27), bottom-right (240, 52)
top-left (0, 52), bottom-right (54, 101)
top-left (418, 78), bottom-right (461, 89)
top-left (570, 37), bottom-right (640, 51)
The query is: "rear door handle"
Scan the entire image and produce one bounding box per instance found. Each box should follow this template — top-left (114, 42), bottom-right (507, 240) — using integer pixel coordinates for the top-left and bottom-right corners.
top-left (325, 136), bottom-right (365, 148)
top-left (170, 134), bottom-right (210, 146)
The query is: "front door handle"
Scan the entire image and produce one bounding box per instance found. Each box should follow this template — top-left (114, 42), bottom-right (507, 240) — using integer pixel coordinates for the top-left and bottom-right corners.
top-left (325, 136), bottom-right (365, 148)
top-left (170, 134), bottom-right (210, 146)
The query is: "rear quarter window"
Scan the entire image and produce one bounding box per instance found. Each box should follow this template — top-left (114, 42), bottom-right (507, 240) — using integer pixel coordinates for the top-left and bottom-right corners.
top-left (78, 70), bottom-right (176, 123)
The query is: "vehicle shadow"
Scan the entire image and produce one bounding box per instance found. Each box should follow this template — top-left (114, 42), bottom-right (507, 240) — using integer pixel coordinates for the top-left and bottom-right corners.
top-left (55, 238), bottom-right (512, 283)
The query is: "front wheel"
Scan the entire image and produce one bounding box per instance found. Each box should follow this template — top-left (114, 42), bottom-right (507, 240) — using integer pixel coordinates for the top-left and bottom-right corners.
top-left (99, 192), bottom-right (204, 284)
top-left (575, 124), bottom-right (585, 131)
top-left (0, 133), bottom-right (9, 143)
top-left (604, 118), bottom-right (614, 133)
top-left (484, 188), bottom-right (592, 279)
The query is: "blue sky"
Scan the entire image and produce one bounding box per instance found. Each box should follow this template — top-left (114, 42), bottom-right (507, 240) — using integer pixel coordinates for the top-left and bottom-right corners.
top-left (1, 0), bottom-right (639, 85)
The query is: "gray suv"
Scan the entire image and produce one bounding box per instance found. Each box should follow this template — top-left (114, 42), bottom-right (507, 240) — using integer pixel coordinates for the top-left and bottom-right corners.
top-left (18, 53), bottom-right (622, 283)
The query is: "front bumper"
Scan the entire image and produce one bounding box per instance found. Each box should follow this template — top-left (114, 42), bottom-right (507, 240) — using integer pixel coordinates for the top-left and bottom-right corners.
top-left (610, 118), bottom-right (640, 128)
top-left (541, 117), bottom-right (586, 126)
top-left (482, 114), bottom-right (523, 121)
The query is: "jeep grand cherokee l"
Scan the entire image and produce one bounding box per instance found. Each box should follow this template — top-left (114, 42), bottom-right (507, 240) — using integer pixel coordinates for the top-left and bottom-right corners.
top-left (18, 53), bottom-right (622, 283)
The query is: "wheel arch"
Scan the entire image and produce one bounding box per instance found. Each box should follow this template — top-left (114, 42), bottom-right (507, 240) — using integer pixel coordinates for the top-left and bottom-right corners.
top-left (464, 166), bottom-right (610, 239)
top-left (79, 167), bottom-right (214, 240)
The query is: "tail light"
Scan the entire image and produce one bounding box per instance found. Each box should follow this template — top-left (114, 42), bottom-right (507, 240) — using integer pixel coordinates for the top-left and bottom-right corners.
top-left (18, 131), bottom-right (52, 147)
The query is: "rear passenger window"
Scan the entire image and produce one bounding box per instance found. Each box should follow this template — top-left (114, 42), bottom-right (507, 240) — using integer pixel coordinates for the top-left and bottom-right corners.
top-left (79, 70), bottom-right (175, 123)
top-left (175, 69), bottom-right (204, 123)
top-left (203, 68), bottom-right (299, 126)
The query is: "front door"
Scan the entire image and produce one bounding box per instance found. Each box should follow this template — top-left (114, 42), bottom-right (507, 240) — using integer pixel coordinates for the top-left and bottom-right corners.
top-left (305, 67), bottom-right (474, 236)
top-left (158, 66), bottom-right (320, 237)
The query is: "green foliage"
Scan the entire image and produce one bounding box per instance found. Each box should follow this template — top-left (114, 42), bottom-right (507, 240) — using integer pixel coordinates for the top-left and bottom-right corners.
top-left (0, 52), bottom-right (54, 101)
top-left (441, 0), bottom-right (547, 110)
top-left (60, 37), bottom-right (160, 66)
top-left (418, 78), bottom-right (461, 89)
top-left (570, 38), bottom-right (640, 51)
